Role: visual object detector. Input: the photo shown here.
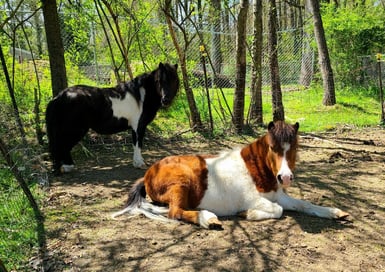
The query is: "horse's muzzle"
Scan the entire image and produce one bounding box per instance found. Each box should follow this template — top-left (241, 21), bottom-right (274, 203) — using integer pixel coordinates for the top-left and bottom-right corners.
top-left (277, 173), bottom-right (294, 188)
top-left (161, 96), bottom-right (172, 107)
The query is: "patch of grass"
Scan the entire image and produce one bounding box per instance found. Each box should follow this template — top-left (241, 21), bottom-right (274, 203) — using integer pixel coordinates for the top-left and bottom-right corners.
top-left (280, 87), bottom-right (381, 132)
top-left (0, 168), bottom-right (40, 271)
top-left (152, 86), bottom-right (382, 135)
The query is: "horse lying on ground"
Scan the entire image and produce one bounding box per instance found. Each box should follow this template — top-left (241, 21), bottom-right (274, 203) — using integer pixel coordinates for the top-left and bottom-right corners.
top-left (112, 121), bottom-right (349, 229)
top-left (46, 63), bottom-right (179, 174)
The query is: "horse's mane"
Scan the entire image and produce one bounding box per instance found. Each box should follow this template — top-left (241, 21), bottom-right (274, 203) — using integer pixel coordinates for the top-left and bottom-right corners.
top-left (268, 121), bottom-right (298, 146)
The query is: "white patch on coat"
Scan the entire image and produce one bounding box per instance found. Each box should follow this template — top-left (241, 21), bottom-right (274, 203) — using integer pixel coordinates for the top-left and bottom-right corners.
top-left (109, 87), bottom-right (145, 130)
top-left (66, 91), bottom-right (78, 99)
top-left (198, 149), bottom-right (262, 216)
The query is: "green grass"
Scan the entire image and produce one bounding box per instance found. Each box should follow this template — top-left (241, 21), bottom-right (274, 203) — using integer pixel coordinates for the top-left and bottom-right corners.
top-left (0, 168), bottom-right (40, 271)
top-left (152, 86), bottom-right (382, 135)
top-left (279, 87), bottom-right (381, 132)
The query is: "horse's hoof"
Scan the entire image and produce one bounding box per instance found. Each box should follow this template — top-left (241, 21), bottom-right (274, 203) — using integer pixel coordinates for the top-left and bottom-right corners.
top-left (208, 218), bottom-right (223, 230)
top-left (133, 163), bottom-right (147, 169)
top-left (335, 210), bottom-right (350, 220)
top-left (60, 164), bottom-right (75, 173)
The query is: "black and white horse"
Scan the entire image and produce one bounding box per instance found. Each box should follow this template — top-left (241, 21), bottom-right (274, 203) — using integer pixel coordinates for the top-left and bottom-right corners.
top-left (46, 62), bottom-right (179, 174)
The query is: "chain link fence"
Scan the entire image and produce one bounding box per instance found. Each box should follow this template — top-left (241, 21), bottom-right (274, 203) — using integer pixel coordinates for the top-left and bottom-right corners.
top-left (1, 5), bottom-right (384, 270)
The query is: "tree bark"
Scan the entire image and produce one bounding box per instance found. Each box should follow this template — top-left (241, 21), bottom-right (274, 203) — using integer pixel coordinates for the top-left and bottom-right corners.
top-left (309, 0), bottom-right (336, 105)
top-left (300, 1), bottom-right (313, 87)
top-left (248, 0), bottom-right (263, 125)
top-left (41, 0), bottom-right (67, 96)
top-left (268, 0), bottom-right (285, 122)
top-left (232, 0), bottom-right (249, 133)
top-left (209, 0), bottom-right (223, 77)
top-left (163, 0), bottom-right (202, 130)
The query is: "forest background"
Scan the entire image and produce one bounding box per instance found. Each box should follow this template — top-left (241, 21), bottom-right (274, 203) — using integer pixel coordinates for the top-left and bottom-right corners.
top-left (1, 0), bottom-right (385, 270)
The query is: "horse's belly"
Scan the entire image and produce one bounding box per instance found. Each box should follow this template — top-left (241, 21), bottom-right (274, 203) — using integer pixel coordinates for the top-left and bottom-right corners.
top-left (91, 116), bottom-right (130, 134)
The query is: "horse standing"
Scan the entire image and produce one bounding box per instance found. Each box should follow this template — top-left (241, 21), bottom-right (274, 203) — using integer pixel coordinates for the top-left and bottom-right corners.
top-left (46, 62), bottom-right (179, 174)
top-left (112, 121), bottom-right (349, 229)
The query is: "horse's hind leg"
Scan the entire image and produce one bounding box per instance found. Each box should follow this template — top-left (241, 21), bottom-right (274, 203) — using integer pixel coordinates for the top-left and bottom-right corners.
top-left (55, 127), bottom-right (88, 173)
top-left (166, 186), bottom-right (222, 229)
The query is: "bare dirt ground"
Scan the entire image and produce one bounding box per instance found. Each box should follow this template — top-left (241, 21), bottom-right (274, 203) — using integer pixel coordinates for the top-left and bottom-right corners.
top-left (40, 126), bottom-right (385, 272)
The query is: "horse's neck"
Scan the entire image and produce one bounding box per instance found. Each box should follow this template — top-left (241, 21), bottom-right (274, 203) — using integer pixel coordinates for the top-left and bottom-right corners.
top-left (240, 136), bottom-right (278, 192)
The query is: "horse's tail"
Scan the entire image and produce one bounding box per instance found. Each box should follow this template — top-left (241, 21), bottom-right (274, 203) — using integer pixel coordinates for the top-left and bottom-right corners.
top-left (111, 177), bottom-right (171, 222)
top-left (45, 99), bottom-right (56, 157)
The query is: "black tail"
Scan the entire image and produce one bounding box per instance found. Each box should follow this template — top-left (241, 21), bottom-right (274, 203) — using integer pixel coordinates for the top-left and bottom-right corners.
top-left (45, 99), bottom-right (56, 158)
top-left (125, 177), bottom-right (146, 207)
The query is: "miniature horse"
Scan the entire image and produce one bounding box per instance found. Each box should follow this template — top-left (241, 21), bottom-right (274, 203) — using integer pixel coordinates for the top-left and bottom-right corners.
top-left (46, 63), bottom-right (179, 174)
top-left (112, 121), bottom-right (349, 229)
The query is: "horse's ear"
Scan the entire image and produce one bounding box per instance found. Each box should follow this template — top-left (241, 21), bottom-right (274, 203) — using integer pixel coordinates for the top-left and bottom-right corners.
top-left (174, 63), bottom-right (178, 70)
top-left (158, 62), bottom-right (164, 70)
top-left (293, 122), bottom-right (299, 132)
top-left (268, 121), bottom-right (275, 131)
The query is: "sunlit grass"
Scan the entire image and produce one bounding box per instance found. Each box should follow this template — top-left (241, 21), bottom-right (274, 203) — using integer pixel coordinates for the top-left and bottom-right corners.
top-left (153, 85), bottom-right (382, 135)
top-left (0, 169), bottom-right (39, 270)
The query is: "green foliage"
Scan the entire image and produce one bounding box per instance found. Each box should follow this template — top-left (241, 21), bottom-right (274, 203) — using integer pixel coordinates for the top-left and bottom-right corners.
top-left (321, 3), bottom-right (385, 85)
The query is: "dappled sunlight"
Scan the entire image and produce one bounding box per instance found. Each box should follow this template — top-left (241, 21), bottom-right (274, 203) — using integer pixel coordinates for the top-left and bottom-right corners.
top-left (43, 128), bottom-right (385, 271)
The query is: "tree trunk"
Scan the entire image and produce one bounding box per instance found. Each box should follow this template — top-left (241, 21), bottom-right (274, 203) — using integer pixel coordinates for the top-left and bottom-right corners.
top-left (232, 0), bottom-right (249, 133)
top-left (41, 0), bottom-right (67, 96)
top-left (0, 44), bottom-right (27, 145)
top-left (299, 1), bottom-right (313, 87)
top-left (268, 0), bottom-right (285, 122)
top-left (163, 0), bottom-right (202, 130)
top-left (210, 0), bottom-right (223, 77)
top-left (248, 0), bottom-right (263, 125)
top-left (309, 0), bottom-right (336, 105)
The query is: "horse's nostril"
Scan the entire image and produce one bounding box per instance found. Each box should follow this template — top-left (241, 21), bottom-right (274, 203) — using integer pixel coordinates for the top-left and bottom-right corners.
top-left (277, 174), bottom-right (282, 183)
top-left (162, 97), bottom-right (170, 105)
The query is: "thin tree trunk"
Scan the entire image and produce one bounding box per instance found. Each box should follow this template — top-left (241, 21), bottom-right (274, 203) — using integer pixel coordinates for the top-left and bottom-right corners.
top-left (0, 137), bottom-right (46, 269)
top-left (309, 0), bottom-right (336, 105)
top-left (232, 0), bottom-right (249, 133)
top-left (210, 0), bottom-right (223, 77)
top-left (100, 0), bottom-right (134, 80)
top-left (268, 0), bottom-right (285, 121)
top-left (41, 0), bottom-right (67, 96)
top-left (0, 44), bottom-right (27, 144)
top-left (163, 0), bottom-right (202, 130)
top-left (248, 0), bottom-right (263, 125)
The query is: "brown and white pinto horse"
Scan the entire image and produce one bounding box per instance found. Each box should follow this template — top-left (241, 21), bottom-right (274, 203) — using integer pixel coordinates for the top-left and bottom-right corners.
top-left (112, 121), bottom-right (349, 229)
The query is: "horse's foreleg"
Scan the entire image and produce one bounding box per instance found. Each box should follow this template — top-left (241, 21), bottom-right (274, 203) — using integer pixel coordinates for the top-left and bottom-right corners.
top-left (239, 197), bottom-right (283, 220)
top-left (131, 129), bottom-right (146, 168)
top-left (275, 189), bottom-right (349, 219)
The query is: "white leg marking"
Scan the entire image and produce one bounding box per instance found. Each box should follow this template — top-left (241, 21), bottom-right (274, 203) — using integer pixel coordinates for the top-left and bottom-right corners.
top-left (132, 143), bottom-right (146, 168)
top-left (275, 188), bottom-right (349, 219)
top-left (246, 197), bottom-right (283, 220)
top-left (198, 210), bottom-right (220, 229)
top-left (60, 164), bottom-right (75, 173)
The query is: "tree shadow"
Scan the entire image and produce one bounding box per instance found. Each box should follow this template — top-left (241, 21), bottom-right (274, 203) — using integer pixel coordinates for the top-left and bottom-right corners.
top-left (43, 130), bottom-right (385, 271)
